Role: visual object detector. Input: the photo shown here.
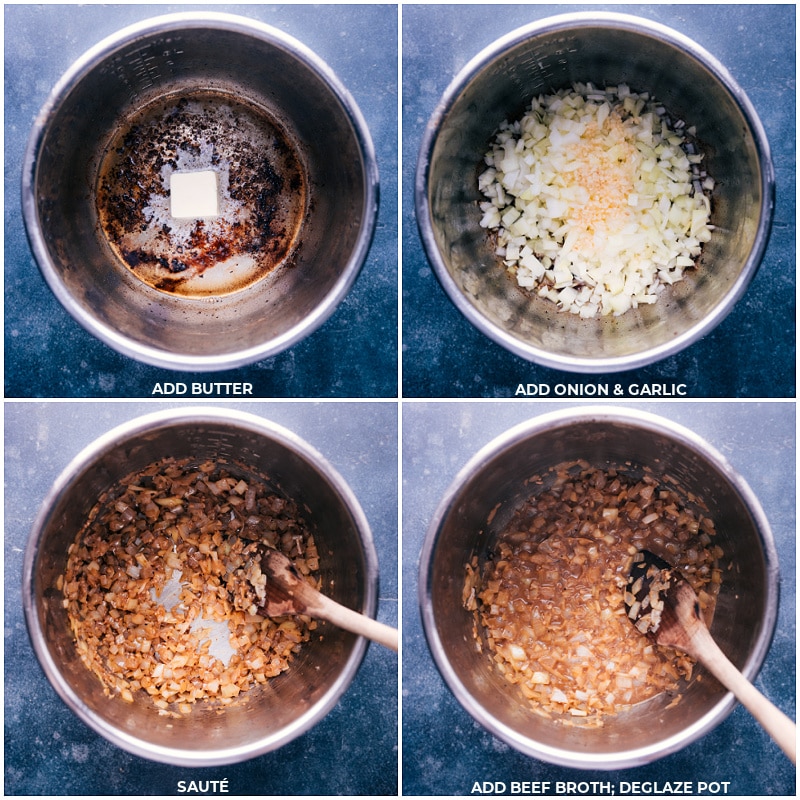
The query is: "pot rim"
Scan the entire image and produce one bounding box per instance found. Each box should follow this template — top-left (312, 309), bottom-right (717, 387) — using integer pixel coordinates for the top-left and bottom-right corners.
top-left (418, 405), bottom-right (780, 768)
top-left (21, 11), bottom-right (379, 372)
top-left (23, 406), bottom-right (378, 766)
top-left (415, 11), bottom-right (775, 373)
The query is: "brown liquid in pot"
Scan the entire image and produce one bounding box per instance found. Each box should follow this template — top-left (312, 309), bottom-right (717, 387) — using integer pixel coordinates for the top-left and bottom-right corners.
top-left (97, 91), bottom-right (307, 298)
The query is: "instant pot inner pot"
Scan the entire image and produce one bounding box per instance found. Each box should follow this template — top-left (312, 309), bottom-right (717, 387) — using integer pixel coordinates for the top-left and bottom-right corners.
top-left (31, 421), bottom-right (368, 759)
top-left (429, 418), bottom-right (772, 760)
top-left (427, 22), bottom-right (766, 364)
top-left (33, 23), bottom-right (368, 358)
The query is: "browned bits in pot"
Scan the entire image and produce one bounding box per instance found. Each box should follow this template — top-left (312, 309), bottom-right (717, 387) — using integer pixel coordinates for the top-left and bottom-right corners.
top-left (468, 462), bottom-right (722, 724)
top-left (62, 457), bottom-right (320, 716)
top-left (96, 91), bottom-right (307, 297)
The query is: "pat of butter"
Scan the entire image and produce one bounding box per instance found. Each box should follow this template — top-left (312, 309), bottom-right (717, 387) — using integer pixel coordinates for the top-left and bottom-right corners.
top-left (170, 170), bottom-right (219, 218)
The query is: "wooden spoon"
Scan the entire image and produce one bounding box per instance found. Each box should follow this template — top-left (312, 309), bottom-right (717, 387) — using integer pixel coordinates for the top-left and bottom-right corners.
top-left (625, 549), bottom-right (795, 763)
top-left (242, 545), bottom-right (398, 652)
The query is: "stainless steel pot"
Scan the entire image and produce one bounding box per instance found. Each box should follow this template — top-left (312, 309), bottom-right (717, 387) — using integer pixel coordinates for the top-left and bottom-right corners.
top-left (22, 13), bottom-right (378, 371)
top-left (419, 407), bottom-right (779, 768)
top-left (416, 13), bottom-right (774, 372)
top-left (23, 407), bottom-right (378, 765)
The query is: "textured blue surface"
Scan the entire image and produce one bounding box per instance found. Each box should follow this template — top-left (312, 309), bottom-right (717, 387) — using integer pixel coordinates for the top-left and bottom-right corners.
top-left (402, 401), bottom-right (796, 795)
top-left (402, 4), bottom-right (796, 398)
top-left (5, 402), bottom-right (398, 795)
top-left (4, 4), bottom-right (398, 398)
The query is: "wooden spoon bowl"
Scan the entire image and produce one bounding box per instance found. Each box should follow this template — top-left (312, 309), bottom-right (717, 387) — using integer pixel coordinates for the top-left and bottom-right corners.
top-left (233, 543), bottom-right (398, 652)
top-left (625, 549), bottom-right (795, 763)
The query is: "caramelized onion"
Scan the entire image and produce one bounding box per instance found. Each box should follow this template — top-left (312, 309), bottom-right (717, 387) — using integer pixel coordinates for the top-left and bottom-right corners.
top-left (63, 457), bottom-right (319, 716)
top-left (467, 462), bottom-right (722, 724)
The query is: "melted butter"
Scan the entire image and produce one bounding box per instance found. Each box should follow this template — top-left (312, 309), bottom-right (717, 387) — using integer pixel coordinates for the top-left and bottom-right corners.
top-left (97, 91), bottom-right (307, 298)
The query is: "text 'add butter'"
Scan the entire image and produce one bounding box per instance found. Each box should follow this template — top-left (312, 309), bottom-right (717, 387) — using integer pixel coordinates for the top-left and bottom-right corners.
top-left (170, 170), bottom-right (219, 218)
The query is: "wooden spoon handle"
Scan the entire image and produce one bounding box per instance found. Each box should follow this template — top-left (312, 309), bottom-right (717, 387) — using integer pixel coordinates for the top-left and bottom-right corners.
top-left (309, 592), bottom-right (399, 652)
top-left (691, 625), bottom-right (795, 763)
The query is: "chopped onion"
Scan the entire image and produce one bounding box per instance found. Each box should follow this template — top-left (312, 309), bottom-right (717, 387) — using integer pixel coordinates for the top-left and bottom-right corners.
top-left (478, 83), bottom-right (715, 317)
top-left (469, 462), bottom-right (722, 723)
top-left (63, 457), bottom-right (320, 716)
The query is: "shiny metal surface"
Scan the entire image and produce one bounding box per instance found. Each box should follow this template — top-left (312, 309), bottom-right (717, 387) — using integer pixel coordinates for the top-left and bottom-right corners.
top-left (419, 407), bottom-right (779, 768)
top-left (23, 407), bottom-right (377, 766)
top-left (416, 13), bottom-right (774, 373)
top-left (22, 13), bottom-right (379, 371)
